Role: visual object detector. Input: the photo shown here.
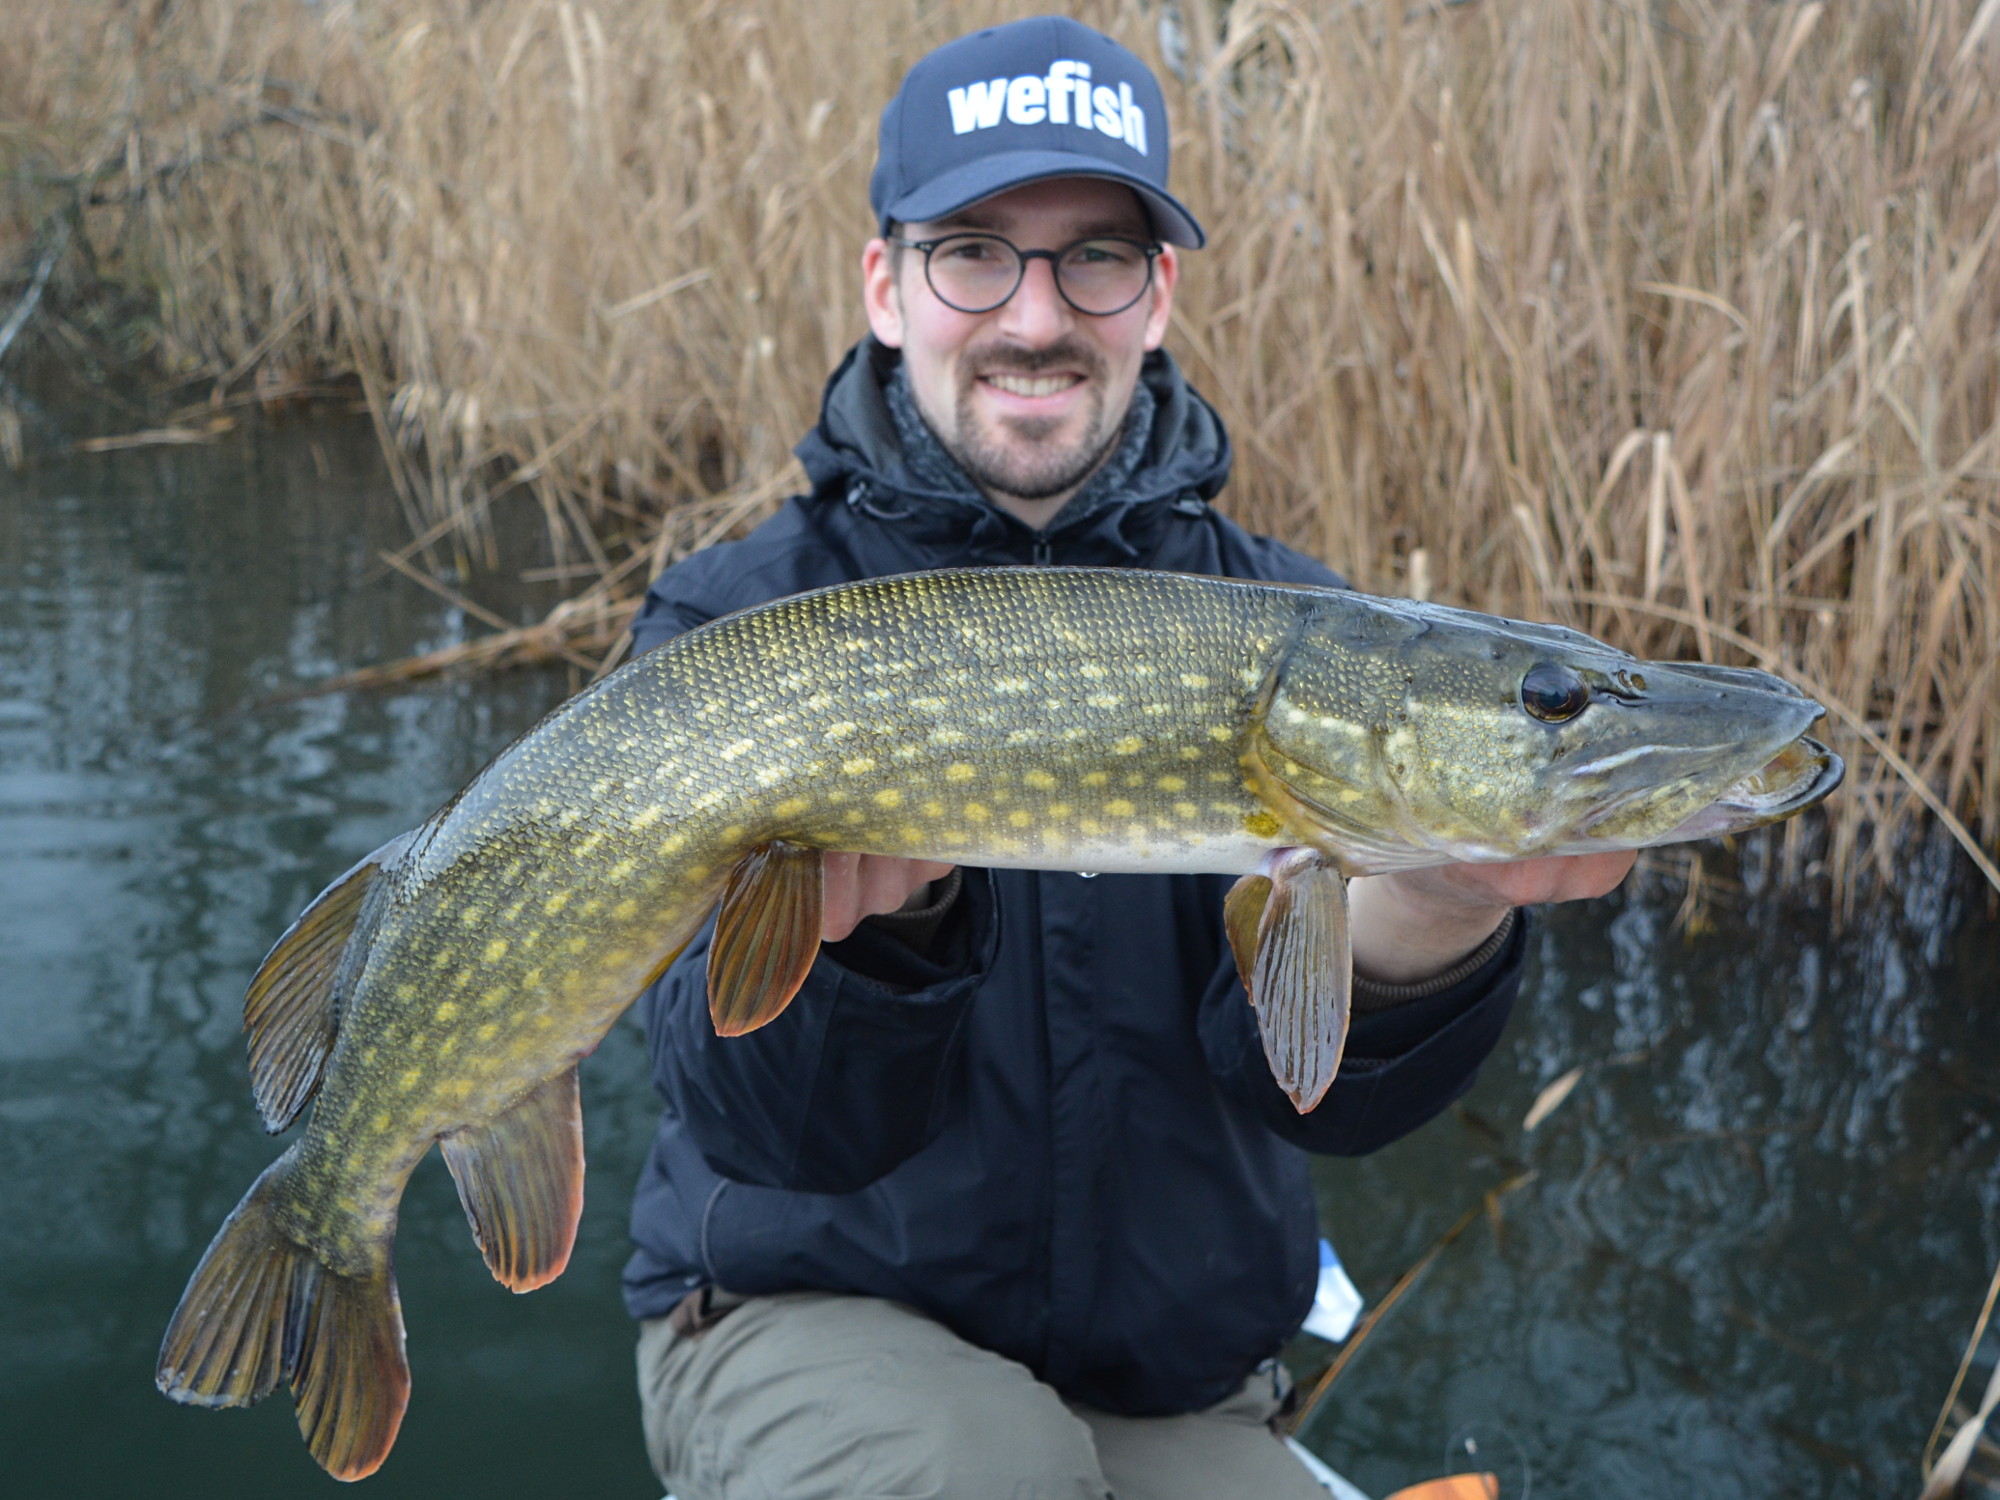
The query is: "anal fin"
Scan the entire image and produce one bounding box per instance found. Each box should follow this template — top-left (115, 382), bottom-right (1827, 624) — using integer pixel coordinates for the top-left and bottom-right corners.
top-left (706, 839), bottom-right (823, 1037)
top-left (245, 831), bottom-right (413, 1134)
top-left (1226, 849), bottom-right (1352, 1114)
top-left (439, 1065), bottom-right (585, 1293)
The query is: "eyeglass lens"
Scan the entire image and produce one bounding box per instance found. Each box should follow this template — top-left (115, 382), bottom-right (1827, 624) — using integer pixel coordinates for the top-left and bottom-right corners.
top-left (924, 235), bottom-right (1153, 316)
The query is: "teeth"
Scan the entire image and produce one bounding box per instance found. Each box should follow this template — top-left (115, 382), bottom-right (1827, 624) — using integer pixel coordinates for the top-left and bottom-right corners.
top-left (986, 373), bottom-right (1078, 398)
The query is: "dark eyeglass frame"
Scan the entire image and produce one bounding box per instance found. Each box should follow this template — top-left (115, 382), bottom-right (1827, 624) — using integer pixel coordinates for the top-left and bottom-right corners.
top-left (888, 232), bottom-right (1165, 316)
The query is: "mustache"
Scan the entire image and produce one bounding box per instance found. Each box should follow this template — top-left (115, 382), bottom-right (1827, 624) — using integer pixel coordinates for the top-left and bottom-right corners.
top-left (961, 340), bottom-right (1107, 379)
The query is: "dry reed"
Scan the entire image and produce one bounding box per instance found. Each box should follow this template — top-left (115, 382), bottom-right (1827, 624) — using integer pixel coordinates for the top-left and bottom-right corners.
top-left (4, 0), bottom-right (1998, 902)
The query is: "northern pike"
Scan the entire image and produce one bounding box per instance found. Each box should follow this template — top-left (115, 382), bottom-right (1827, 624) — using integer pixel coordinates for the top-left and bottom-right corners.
top-left (157, 566), bottom-right (1841, 1478)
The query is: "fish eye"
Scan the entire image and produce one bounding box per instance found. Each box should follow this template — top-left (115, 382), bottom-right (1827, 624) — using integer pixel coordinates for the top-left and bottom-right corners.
top-left (1521, 663), bottom-right (1591, 723)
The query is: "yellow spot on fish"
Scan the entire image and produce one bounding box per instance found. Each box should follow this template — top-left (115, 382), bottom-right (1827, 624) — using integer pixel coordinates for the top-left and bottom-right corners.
top-left (964, 803), bottom-right (989, 822)
top-left (542, 892), bottom-right (571, 916)
top-left (435, 1001), bottom-right (460, 1023)
top-left (457, 905), bottom-right (487, 927)
top-left (398, 1068), bottom-right (422, 1091)
top-left (1180, 673), bottom-right (1210, 689)
top-left (824, 721), bottom-right (857, 740)
top-left (656, 833), bottom-right (688, 856)
top-left (566, 936), bottom-right (589, 954)
top-left (1025, 769), bottom-right (1057, 790)
top-left (843, 756), bottom-right (877, 776)
top-left (607, 858), bottom-right (637, 881)
top-left (1209, 725), bottom-right (1234, 742)
top-left (1244, 811), bottom-right (1282, 839)
top-left (1175, 802), bottom-right (1199, 819)
top-left (946, 763), bottom-right (976, 782)
top-left (874, 788), bottom-right (903, 809)
top-left (477, 1023), bottom-right (500, 1043)
top-left (1080, 663), bottom-right (1107, 679)
top-left (631, 806), bottom-right (663, 831)
top-left (845, 810), bottom-right (865, 824)
top-left (1080, 818), bottom-right (1105, 836)
top-left (993, 677), bottom-right (1029, 694)
top-left (720, 738), bottom-right (757, 761)
top-left (395, 983), bottom-right (417, 1002)
top-left (1047, 803), bottom-right (1071, 819)
top-left (1009, 810), bottom-right (1034, 827)
top-left (1340, 789), bottom-right (1365, 804)
top-left (371, 1112), bottom-right (393, 1134)
top-left (1178, 745), bottom-right (1202, 761)
top-left (439, 1035), bottom-right (459, 1058)
top-left (1112, 736), bottom-right (1143, 756)
top-left (1157, 776), bottom-right (1186, 792)
top-left (613, 899), bottom-right (639, 920)
top-left (574, 831), bottom-right (605, 857)
top-left (931, 728), bottom-right (967, 746)
top-left (1086, 693), bottom-right (1122, 710)
top-left (1082, 771), bottom-right (1109, 787)
top-left (924, 800), bottom-right (945, 817)
top-left (1106, 799), bottom-right (1137, 818)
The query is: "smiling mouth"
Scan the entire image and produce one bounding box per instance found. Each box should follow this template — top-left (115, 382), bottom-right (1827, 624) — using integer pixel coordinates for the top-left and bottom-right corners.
top-left (983, 372), bottom-right (1082, 398)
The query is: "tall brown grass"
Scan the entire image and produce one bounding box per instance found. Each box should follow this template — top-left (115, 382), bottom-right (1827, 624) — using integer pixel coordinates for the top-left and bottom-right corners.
top-left (4, 0), bottom-right (1997, 902)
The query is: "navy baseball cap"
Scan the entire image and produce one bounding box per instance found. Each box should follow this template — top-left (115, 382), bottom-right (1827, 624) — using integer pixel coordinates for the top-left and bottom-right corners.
top-left (870, 16), bottom-right (1205, 249)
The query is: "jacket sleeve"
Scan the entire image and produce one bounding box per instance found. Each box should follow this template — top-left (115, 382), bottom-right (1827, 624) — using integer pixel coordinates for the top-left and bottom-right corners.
top-left (1197, 910), bottom-right (1529, 1153)
top-left (629, 550), bottom-right (1005, 1194)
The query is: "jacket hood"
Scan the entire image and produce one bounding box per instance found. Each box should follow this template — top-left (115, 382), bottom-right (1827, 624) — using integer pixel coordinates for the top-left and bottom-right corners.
top-left (793, 337), bottom-right (1233, 566)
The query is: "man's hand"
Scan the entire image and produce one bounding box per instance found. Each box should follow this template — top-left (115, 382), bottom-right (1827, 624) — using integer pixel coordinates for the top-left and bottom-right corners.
top-left (1348, 850), bottom-right (1636, 986)
top-left (821, 853), bottom-right (958, 942)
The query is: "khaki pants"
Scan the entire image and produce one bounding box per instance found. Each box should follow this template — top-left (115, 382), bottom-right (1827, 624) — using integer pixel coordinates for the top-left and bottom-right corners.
top-left (635, 1290), bottom-right (1334, 1500)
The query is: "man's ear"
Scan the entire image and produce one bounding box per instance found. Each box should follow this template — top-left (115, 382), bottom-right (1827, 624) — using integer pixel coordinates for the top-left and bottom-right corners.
top-left (1142, 244), bottom-right (1179, 352)
top-left (862, 239), bottom-right (905, 348)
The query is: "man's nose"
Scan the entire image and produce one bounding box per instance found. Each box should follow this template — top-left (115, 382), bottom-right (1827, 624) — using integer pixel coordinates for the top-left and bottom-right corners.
top-left (994, 255), bottom-right (1072, 344)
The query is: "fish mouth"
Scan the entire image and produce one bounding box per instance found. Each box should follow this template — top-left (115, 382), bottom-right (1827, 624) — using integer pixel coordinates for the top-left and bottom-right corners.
top-left (1655, 735), bottom-right (1845, 842)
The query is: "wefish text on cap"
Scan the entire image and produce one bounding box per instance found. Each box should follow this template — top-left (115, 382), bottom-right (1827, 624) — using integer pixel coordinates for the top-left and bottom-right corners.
top-left (946, 63), bottom-right (1147, 154)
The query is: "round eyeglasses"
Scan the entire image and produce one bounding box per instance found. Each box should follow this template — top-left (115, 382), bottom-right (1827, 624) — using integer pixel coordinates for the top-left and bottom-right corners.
top-left (890, 233), bottom-right (1163, 317)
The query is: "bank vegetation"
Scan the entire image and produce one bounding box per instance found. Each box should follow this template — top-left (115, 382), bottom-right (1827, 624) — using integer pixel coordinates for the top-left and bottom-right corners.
top-left (4, 0), bottom-right (1998, 904)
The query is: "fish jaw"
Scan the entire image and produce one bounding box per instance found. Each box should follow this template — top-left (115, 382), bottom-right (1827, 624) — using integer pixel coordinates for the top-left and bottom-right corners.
top-left (1645, 735), bottom-right (1845, 844)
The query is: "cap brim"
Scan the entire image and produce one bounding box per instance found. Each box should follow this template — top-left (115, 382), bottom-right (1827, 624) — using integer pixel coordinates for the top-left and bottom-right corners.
top-left (881, 150), bottom-right (1205, 249)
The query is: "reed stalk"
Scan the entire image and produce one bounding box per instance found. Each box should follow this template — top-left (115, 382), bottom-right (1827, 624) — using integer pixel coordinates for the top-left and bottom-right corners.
top-left (5, 0), bottom-right (1997, 902)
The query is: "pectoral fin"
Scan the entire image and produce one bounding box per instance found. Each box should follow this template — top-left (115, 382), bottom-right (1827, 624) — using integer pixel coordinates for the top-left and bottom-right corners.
top-left (244, 831), bottom-right (413, 1134)
top-left (706, 839), bottom-right (823, 1037)
top-left (439, 1065), bottom-right (585, 1293)
top-left (1225, 850), bottom-right (1351, 1114)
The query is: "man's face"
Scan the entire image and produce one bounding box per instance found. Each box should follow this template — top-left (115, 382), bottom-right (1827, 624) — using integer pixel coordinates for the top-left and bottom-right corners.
top-left (862, 178), bottom-right (1178, 516)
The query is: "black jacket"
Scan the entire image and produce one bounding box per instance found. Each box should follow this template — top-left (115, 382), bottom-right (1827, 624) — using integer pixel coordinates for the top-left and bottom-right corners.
top-left (622, 339), bottom-right (1527, 1415)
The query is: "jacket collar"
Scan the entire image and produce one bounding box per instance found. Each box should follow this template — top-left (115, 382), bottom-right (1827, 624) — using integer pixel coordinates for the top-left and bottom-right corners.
top-left (793, 337), bottom-right (1232, 567)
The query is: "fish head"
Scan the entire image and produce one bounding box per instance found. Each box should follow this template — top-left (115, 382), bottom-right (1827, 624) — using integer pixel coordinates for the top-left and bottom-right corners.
top-left (1252, 594), bottom-right (1843, 870)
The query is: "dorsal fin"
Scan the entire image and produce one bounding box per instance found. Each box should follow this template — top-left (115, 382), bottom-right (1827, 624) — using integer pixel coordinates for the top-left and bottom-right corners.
top-left (439, 1065), bottom-right (585, 1292)
top-left (244, 832), bottom-right (412, 1133)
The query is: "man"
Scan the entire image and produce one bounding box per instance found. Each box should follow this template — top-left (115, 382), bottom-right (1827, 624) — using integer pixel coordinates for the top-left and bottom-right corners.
top-left (623, 17), bottom-right (1631, 1499)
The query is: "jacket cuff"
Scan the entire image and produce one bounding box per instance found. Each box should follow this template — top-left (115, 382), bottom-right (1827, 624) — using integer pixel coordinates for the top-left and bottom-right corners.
top-left (1342, 908), bottom-right (1529, 1069)
top-left (860, 868), bottom-right (964, 957)
top-left (1351, 910), bottom-right (1519, 1012)
top-left (820, 869), bottom-right (989, 994)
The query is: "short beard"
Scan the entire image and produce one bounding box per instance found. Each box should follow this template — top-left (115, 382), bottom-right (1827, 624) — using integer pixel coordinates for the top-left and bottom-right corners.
top-left (943, 341), bottom-right (1124, 502)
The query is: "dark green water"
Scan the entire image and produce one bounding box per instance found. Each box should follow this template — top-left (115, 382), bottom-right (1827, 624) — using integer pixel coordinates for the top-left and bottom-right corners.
top-left (0, 395), bottom-right (1992, 1499)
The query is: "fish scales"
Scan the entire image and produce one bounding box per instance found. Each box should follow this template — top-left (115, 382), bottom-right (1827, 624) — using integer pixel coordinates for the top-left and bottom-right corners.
top-left (158, 565), bottom-right (1841, 1480)
top-left (271, 571), bottom-right (1303, 1273)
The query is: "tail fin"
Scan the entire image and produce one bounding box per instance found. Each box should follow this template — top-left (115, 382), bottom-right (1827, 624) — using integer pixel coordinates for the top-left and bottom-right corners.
top-left (157, 1148), bottom-right (411, 1481)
